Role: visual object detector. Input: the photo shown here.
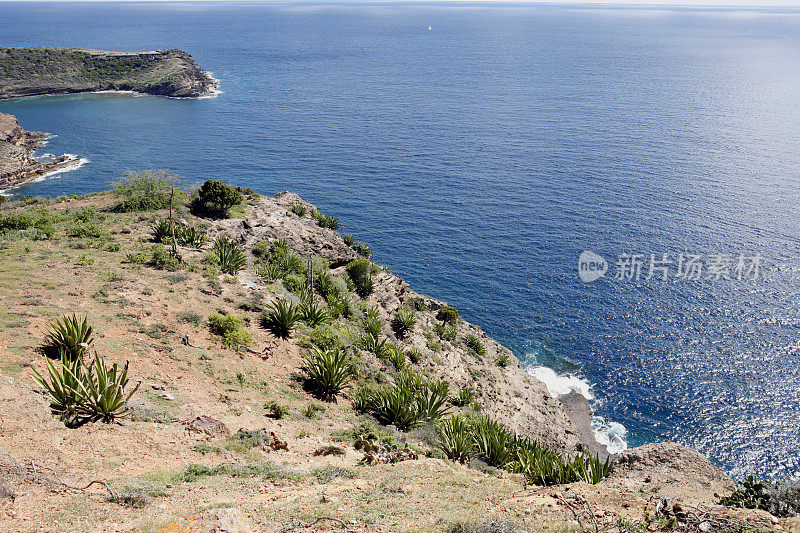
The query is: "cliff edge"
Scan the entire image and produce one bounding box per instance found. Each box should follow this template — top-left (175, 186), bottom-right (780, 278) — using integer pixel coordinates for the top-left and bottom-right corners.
top-left (0, 47), bottom-right (217, 100)
top-left (0, 112), bottom-right (79, 192)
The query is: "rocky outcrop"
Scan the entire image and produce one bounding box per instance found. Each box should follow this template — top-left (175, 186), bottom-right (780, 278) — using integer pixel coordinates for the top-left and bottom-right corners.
top-left (0, 47), bottom-right (217, 100)
top-left (604, 442), bottom-right (735, 500)
top-left (0, 113), bottom-right (79, 192)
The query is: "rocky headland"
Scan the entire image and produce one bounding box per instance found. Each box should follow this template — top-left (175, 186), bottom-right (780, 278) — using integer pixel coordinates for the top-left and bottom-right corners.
top-left (0, 47), bottom-right (218, 100)
top-left (0, 183), bottom-right (792, 532)
top-left (0, 112), bottom-right (80, 193)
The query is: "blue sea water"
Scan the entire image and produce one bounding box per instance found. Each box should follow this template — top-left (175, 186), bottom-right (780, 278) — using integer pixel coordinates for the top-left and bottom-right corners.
top-left (2, 1), bottom-right (800, 479)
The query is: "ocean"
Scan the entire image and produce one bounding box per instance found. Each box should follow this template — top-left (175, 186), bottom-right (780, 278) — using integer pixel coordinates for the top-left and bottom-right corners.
top-left (2, 1), bottom-right (799, 479)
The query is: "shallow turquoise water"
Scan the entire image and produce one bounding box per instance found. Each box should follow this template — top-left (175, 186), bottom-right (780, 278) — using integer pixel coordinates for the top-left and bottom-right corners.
top-left (2, 2), bottom-right (800, 478)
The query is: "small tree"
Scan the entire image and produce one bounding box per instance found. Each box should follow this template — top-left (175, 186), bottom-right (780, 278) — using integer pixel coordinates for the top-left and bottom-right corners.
top-left (112, 170), bottom-right (185, 212)
top-left (192, 179), bottom-right (243, 218)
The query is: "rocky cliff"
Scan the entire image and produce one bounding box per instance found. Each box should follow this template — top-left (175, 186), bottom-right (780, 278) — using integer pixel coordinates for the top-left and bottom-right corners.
top-left (0, 113), bottom-right (78, 192)
top-left (0, 47), bottom-right (217, 100)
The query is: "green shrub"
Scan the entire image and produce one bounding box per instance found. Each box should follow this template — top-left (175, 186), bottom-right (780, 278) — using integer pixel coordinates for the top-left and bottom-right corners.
top-left (32, 351), bottom-right (140, 427)
top-left (407, 297), bottom-right (426, 311)
top-left (302, 347), bottom-right (356, 401)
top-left (342, 234), bottom-right (355, 246)
top-left (208, 314), bottom-right (252, 348)
top-left (434, 322), bottom-right (458, 341)
top-left (303, 326), bottom-right (342, 351)
top-left (407, 348), bottom-right (422, 365)
top-left (252, 242), bottom-right (271, 259)
top-left (149, 245), bottom-right (180, 271)
top-left (176, 311), bottom-right (202, 326)
top-left (436, 415), bottom-right (476, 464)
top-left (66, 222), bottom-right (106, 239)
top-left (191, 179), bottom-right (244, 218)
top-left (265, 400), bottom-right (290, 419)
top-left (717, 478), bottom-right (800, 518)
top-left (261, 299), bottom-right (300, 339)
top-left (463, 334), bottom-right (486, 357)
top-left (346, 258), bottom-right (374, 298)
top-left (112, 170), bottom-right (184, 212)
top-left (289, 203), bottom-right (306, 216)
top-left (43, 314), bottom-right (94, 360)
top-left (392, 308), bottom-right (417, 338)
top-left (436, 305), bottom-right (459, 323)
top-left (124, 251), bottom-right (149, 264)
top-left (495, 354), bottom-right (511, 368)
top-left (212, 236), bottom-right (247, 275)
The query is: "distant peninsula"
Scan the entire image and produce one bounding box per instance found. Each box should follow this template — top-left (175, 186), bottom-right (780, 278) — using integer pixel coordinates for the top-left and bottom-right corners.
top-left (0, 47), bottom-right (218, 100)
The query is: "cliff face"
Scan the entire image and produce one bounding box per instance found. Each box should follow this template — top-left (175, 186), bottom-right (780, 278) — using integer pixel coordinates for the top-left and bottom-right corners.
top-left (0, 113), bottom-right (80, 192)
top-left (0, 47), bottom-right (217, 100)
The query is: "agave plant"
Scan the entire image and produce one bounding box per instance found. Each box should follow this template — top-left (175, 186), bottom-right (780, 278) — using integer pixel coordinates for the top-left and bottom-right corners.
top-left (362, 308), bottom-right (382, 339)
top-left (364, 383), bottom-right (421, 430)
top-left (391, 307), bottom-right (417, 338)
top-left (302, 347), bottom-right (355, 401)
top-left (300, 300), bottom-right (330, 327)
top-left (326, 291), bottom-right (352, 319)
top-left (213, 235), bottom-right (247, 275)
top-left (32, 350), bottom-right (87, 426)
top-left (415, 380), bottom-right (451, 421)
top-left (261, 299), bottom-right (300, 339)
top-left (382, 344), bottom-right (406, 371)
top-left (151, 218), bottom-right (175, 244)
top-left (451, 386), bottom-right (476, 407)
top-left (44, 314), bottom-right (94, 361)
top-left (471, 416), bottom-right (514, 468)
top-left (254, 261), bottom-right (283, 282)
top-left (342, 234), bottom-right (355, 247)
top-left (32, 351), bottom-right (140, 427)
top-left (177, 226), bottom-right (207, 248)
top-left (77, 355), bottom-right (141, 423)
top-left (436, 415), bottom-right (476, 464)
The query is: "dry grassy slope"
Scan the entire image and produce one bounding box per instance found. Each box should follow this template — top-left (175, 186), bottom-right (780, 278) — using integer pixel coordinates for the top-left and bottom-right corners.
top-left (0, 191), bottom-right (760, 533)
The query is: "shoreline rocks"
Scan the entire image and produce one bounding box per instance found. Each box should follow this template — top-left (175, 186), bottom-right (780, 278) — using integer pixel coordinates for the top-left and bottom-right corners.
top-left (0, 112), bottom-right (81, 192)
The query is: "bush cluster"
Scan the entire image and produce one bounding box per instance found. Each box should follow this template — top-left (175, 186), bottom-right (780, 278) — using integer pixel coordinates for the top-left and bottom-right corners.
top-left (191, 179), bottom-right (243, 219)
top-left (435, 414), bottom-right (610, 486)
top-left (346, 258), bottom-right (374, 298)
top-left (208, 314), bottom-right (252, 348)
top-left (112, 170), bottom-right (184, 212)
top-left (353, 369), bottom-right (450, 430)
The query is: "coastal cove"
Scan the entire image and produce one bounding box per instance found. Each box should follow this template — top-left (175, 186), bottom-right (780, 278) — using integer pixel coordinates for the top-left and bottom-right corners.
top-left (2, 1), bottom-right (800, 482)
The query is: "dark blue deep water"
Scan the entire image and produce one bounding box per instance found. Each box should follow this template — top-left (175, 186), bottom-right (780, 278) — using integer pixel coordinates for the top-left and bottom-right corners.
top-left (2, 2), bottom-right (800, 479)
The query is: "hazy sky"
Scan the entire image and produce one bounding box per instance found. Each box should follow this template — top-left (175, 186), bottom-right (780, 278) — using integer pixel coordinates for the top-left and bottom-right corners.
top-left (3, 0), bottom-right (800, 5)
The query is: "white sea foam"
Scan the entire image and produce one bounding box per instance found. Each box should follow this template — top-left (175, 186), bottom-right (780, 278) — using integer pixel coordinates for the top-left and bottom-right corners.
top-left (0, 156), bottom-right (88, 196)
top-left (526, 364), bottom-right (628, 454)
